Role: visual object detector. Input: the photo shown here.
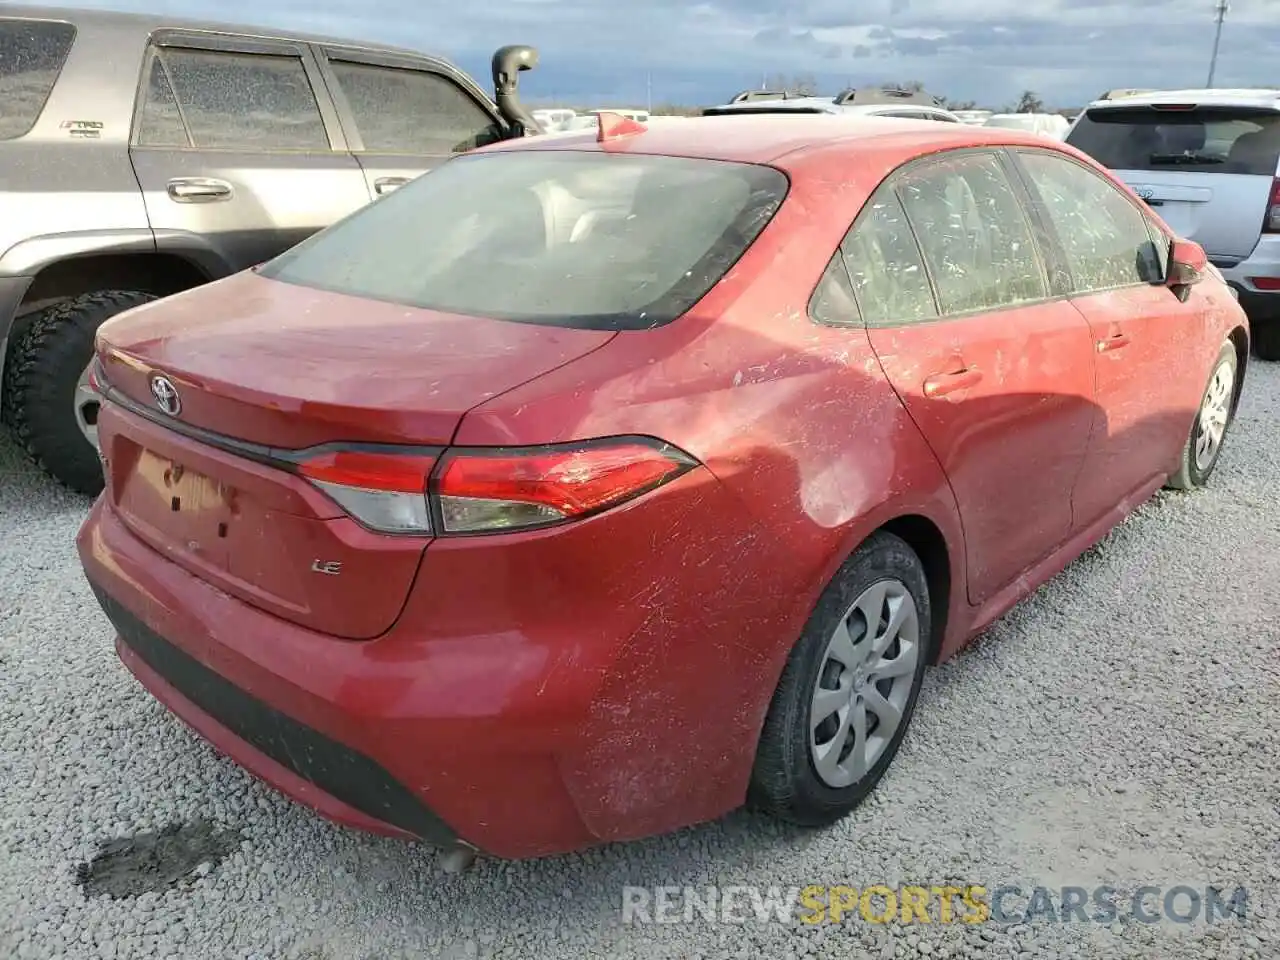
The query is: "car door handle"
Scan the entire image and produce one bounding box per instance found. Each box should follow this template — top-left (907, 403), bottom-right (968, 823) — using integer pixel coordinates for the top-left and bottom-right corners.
top-left (374, 177), bottom-right (410, 195)
top-left (922, 366), bottom-right (982, 397)
top-left (1096, 332), bottom-right (1131, 353)
top-left (166, 178), bottom-right (233, 203)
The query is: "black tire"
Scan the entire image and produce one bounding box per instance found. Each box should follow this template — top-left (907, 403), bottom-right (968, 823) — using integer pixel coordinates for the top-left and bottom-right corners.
top-left (1167, 340), bottom-right (1238, 491)
top-left (1252, 320), bottom-right (1280, 361)
top-left (749, 530), bottom-right (932, 827)
top-left (6, 289), bottom-right (157, 496)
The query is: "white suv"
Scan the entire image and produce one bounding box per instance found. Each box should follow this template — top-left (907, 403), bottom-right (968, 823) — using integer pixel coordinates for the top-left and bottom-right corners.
top-left (1066, 88), bottom-right (1280, 359)
top-left (703, 87), bottom-right (961, 123)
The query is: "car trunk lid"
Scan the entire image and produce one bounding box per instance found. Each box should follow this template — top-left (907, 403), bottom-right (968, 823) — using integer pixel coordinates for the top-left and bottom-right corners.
top-left (97, 271), bottom-right (617, 449)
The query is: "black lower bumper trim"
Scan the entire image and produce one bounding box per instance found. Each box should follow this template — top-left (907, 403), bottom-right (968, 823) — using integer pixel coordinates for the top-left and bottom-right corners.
top-left (1229, 284), bottom-right (1280, 323)
top-left (89, 581), bottom-right (459, 847)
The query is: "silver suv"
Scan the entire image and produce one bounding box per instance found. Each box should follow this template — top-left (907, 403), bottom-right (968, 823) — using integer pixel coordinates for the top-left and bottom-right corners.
top-left (1066, 88), bottom-right (1280, 360)
top-left (0, 5), bottom-right (540, 494)
top-left (702, 86), bottom-right (962, 123)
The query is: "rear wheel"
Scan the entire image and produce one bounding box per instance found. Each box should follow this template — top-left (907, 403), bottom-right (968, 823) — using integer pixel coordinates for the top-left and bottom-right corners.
top-left (749, 531), bottom-right (931, 827)
top-left (1167, 340), bottom-right (1238, 491)
top-left (6, 289), bottom-right (157, 495)
top-left (1252, 320), bottom-right (1280, 361)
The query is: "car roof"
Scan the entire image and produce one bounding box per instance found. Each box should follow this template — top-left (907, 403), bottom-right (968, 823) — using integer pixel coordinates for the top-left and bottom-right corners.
top-left (1085, 88), bottom-right (1280, 111)
top-left (0, 3), bottom-right (437, 60)
top-left (483, 113), bottom-right (1063, 166)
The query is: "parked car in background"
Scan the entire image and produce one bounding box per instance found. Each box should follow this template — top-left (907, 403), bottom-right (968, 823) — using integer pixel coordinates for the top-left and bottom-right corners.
top-left (704, 86), bottom-right (962, 122)
top-left (531, 107), bottom-right (576, 132)
top-left (79, 113), bottom-right (1247, 860)
top-left (983, 112), bottom-right (1070, 139)
top-left (1066, 88), bottom-right (1280, 359)
top-left (952, 109), bottom-right (994, 126)
top-left (0, 5), bottom-right (541, 495)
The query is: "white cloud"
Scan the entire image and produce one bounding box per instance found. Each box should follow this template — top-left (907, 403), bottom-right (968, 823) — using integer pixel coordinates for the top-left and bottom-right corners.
top-left (54, 0), bottom-right (1280, 108)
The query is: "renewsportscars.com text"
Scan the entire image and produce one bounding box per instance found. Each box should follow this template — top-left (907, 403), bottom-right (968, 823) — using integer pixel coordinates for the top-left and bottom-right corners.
top-left (621, 884), bottom-right (1249, 926)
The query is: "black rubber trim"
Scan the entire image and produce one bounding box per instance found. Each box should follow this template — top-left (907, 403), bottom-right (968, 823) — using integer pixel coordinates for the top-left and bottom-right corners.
top-left (89, 581), bottom-right (460, 847)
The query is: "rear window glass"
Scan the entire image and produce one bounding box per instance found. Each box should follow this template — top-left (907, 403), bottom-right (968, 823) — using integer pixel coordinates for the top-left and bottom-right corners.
top-left (0, 19), bottom-right (77, 140)
top-left (1068, 107), bottom-right (1280, 175)
top-left (259, 150), bottom-right (789, 331)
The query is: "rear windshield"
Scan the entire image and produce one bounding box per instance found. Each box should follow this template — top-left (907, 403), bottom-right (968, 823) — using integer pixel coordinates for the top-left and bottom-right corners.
top-left (259, 150), bottom-right (789, 331)
top-left (1067, 106), bottom-right (1280, 175)
top-left (0, 19), bottom-right (77, 141)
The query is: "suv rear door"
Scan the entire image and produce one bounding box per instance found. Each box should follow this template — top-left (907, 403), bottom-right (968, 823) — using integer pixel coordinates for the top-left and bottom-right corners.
top-left (128, 30), bottom-right (371, 272)
top-left (1066, 102), bottom-right (1280, 260)
top-left (313, 46), bottom-right (504, 198)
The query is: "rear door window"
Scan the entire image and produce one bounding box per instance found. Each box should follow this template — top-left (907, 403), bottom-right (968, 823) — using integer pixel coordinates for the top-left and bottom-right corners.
top-left (0, 19), bottom-right (77, 140)
top-left (327, 60), bottom-right (500, 155)
top-left (895, 151), bottom-right (1047, 315)
top-left (135, 47), bottom-right (330, 151)
top-left (1068, 107), bottom-right (1280, 176)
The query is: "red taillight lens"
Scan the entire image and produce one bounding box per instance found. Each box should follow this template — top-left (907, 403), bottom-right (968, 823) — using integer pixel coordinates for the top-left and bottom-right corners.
top-left (436, 440), bottom-right (696, 533)
top-left (298, 448), bottom-right (438, 535)
top-left (1264, 178), bottom-right (1280, 234)
top-left (87, 356), bottom-right (106, 392)
top-left (295, 439), bottom-right (697, 536)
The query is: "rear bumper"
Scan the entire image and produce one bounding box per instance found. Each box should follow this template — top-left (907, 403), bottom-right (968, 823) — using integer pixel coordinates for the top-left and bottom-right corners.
top-left (78, 444), bottom-right (787, 857)
top-left (94, 583), bottom-right (458, 845)
top-left (1220, 236), bottom-right (1280, 322)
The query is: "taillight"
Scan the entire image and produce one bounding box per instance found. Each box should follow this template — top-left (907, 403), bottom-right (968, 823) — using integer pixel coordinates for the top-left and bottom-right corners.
top-left (298, 448), bottom-right (437, 535)
top-left (87, 356), bottom-right (107, 392)
top-left (1264, 178), bottom-right (1280, 234)
top-left (295, 438), bottom-right (697, 536)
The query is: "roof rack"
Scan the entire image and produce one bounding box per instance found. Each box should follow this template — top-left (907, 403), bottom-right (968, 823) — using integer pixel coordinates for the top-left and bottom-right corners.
top-left (729, 89), bottom-right (797, 103)
top-left (701, 105), bottom-right (832, 117)
top-left (831, 86), bottom-right (944, 107)
top-left (1098, 88), bottom-right (1157, 101)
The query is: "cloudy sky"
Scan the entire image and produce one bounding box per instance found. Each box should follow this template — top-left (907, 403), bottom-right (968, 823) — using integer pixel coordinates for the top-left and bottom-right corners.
top-left (57, 0), bottom-right (1280, 109)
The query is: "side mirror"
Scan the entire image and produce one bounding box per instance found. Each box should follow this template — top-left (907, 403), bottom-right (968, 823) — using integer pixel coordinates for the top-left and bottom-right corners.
top-left (1167, 237), bottom-right (1207, 303)
top-left (491, 45), bottom-right (542, 138)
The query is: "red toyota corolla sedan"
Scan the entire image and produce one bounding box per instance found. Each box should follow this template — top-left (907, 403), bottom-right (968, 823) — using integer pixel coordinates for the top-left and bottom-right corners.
top-left (77, 114), bottom-right (1248, 860)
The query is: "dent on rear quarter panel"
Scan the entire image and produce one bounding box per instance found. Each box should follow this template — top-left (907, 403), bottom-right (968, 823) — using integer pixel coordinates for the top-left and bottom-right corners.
top-left (450, 169), bottom-right (966, 835)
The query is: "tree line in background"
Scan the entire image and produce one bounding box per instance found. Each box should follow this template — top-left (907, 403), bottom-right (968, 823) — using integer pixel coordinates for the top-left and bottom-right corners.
top-left (544, 73), bottom-right (1077, 117)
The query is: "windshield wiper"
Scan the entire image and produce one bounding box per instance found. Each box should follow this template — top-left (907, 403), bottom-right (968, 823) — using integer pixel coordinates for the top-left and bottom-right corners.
top-left (1147, 153), bottom-right (1225, 165)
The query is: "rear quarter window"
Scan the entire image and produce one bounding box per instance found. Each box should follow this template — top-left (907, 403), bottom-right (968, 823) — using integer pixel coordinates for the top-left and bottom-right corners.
top-left (0, 19), bottom-right (77, 140)
top-left (1068, 106), bottom-right (1280, 176)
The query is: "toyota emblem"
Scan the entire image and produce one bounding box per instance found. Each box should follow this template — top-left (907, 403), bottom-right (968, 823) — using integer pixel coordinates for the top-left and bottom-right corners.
top-left (150, 375), bottom-right (181, 416)
top-left (1136, 186), bottom-right (1155, 201)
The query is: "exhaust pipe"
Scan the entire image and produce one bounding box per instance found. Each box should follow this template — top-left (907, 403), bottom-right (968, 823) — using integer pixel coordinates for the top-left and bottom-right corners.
top-left (491, 44), bottom-right (543, 137)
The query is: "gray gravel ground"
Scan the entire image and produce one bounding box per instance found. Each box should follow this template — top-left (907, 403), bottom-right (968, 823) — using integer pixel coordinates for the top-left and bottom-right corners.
top-left (2, 362), bottom-right (1279, 960)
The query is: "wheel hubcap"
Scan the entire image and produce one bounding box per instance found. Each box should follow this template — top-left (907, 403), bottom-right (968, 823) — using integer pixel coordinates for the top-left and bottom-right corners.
top-left (74, 362), bottom-right (101, 453)
top-left (1194, 360), bottom-right (1234, 472)
top-left (809, 578), bottom-right (921, 789)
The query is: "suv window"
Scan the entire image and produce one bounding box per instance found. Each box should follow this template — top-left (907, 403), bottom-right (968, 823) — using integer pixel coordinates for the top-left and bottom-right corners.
top-left (0, 19), bottom-right (77, 141)
top-left (1016, 150), bottom-right (1164, 292)
top-left (328, 60), bottom-right (499, 155)
top-left (839, 186), bottom-right (938, 325)
top-left (1068, 106), bottom-right (1280, 176)
top-left (896, 152), bottom-right (1047, 314)
top-left (136, 47), bottom-right (329, 152)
